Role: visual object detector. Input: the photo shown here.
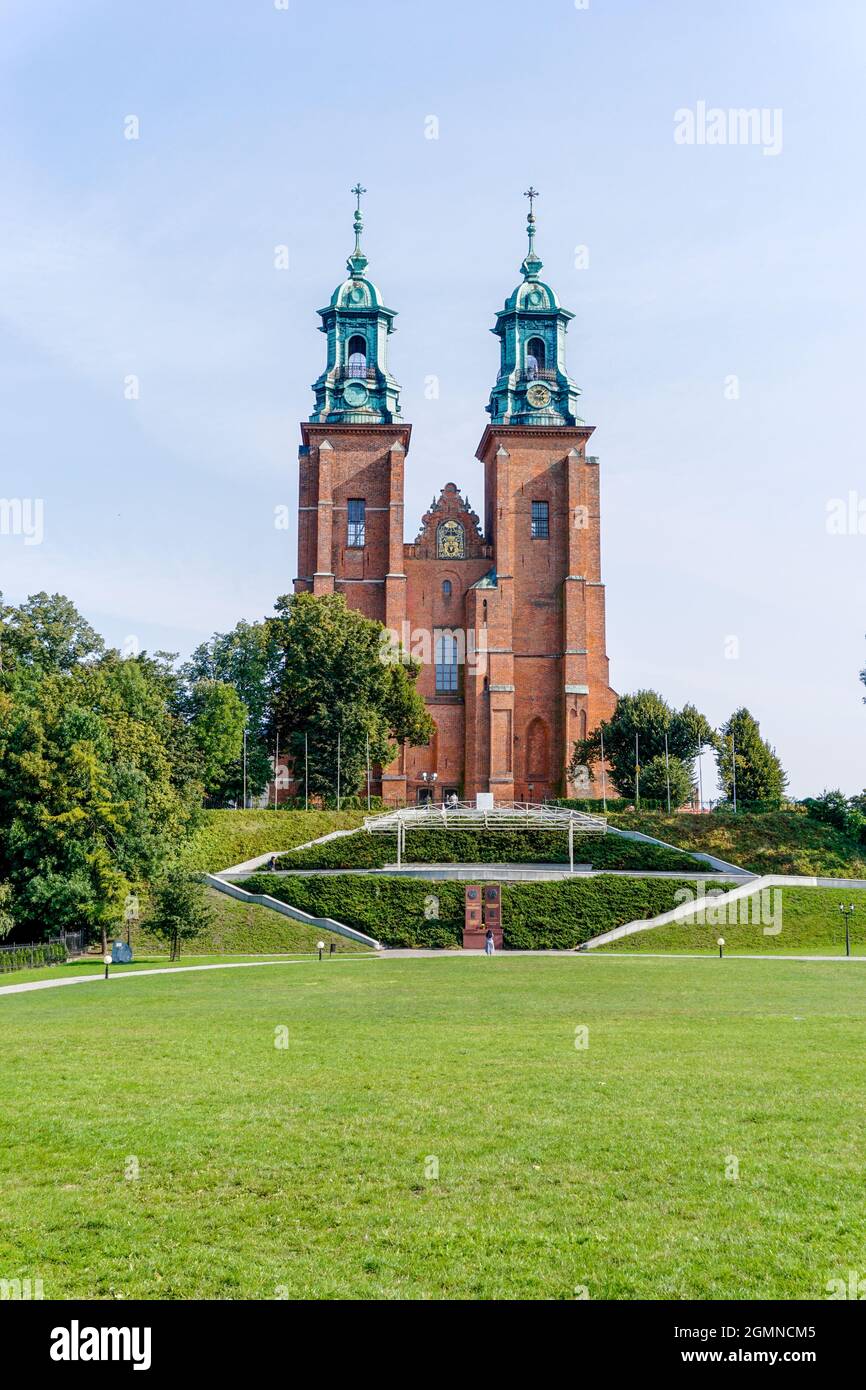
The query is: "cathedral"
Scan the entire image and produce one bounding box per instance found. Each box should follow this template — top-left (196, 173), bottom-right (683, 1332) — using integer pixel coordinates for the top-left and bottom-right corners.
top-left (293, 187), bottom-right (616, 805)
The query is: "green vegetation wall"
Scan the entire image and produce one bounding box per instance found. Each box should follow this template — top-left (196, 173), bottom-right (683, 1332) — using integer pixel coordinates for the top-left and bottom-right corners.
top-left (244, 873), bottom-right (728, 950)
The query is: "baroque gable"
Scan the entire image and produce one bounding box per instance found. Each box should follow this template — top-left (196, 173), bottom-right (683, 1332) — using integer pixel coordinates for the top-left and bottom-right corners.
top-left (409, 482), bottom-right (489, 560)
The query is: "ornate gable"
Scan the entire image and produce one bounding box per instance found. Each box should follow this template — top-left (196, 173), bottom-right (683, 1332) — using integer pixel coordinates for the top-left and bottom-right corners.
top-left (411, 482), bottom-right (488, 560)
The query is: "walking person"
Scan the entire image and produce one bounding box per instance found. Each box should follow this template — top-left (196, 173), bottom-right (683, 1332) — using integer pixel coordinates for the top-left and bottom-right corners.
top-left (484, 928), bottom-right (495, 957)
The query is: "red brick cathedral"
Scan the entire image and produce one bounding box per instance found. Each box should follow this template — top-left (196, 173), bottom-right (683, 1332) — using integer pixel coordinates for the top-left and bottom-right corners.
top-left (294, 188), bottom-right (616, 805)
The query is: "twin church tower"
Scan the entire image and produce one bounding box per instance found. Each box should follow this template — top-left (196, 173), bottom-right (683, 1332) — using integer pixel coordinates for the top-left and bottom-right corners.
top-left (294, 187), bottom-right (616, 804)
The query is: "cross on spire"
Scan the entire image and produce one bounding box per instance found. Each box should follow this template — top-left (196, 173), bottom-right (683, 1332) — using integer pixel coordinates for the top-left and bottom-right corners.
top-left (521, 186), bottom-right (542, 279)
top-left (347, 182), bottom-right (368, 278)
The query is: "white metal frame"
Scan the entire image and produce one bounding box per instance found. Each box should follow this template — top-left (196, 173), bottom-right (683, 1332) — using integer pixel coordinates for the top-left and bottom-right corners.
top-left (363, 801), bottom-right (607, 873)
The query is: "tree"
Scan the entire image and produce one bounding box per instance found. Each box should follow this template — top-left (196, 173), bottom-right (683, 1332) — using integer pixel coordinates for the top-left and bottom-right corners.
top-left (177, 620), bottom-right (278, 804)
top-left (0, 884), bottom-right (13, 940)
top-left (569, 690), bottom-right (714, 800)
top-left (268, 593), bottom-right (433, 802)
top-left (183, 680), bottom-right (247, 799)
top-left (146, 871), bottom-right (213, 960)
top-left (716, 708), bottom-right (787, 807)
top-left (0, 649), bottom-right (203, 946)
top-left (0, 591), bottom-right (104, 681)
top-left (637, 755), bottom-right (694, 810)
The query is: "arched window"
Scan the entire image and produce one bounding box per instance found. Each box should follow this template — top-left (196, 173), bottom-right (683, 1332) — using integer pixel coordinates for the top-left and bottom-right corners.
top-left (442, 579), bottom-right (452, 597)
top-left (482, 599), bottom-right (488, 626)
top-left (526, 337), bottom-right (546, 377)
top-left (347, 335), bottom-right (367, 377)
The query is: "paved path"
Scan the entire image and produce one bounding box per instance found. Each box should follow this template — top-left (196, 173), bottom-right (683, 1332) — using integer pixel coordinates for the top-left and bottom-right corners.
top-left (4, 949), bottom-right (864, 997)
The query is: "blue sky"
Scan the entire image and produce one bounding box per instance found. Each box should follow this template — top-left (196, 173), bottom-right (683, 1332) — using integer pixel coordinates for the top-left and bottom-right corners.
top-left (1, 0), bottom-right (864, 796)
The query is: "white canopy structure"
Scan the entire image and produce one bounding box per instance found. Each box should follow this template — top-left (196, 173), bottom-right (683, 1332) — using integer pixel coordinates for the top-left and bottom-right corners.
top-left (363, 801), bottom-right (606, 874)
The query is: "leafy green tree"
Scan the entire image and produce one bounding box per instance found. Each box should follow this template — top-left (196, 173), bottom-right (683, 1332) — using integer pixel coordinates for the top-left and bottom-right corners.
top-left (569, 690), bottom-right (714, 800)
top-left (0, 884), bottom-right (13, 939)
top-left (0, 651), bottom-right (203, 947)
top-left (0, 591), bottom-right (104, 681)
top-left (145, 871), bottom-right (214, 960)
top-left (716, 708), bottom-right (788, 807)
top-left (178, 620), bottom-right (278, 804)
top-left (637, 755), bottom-right (694, 809)
top-left (183, 680), bottom-right (247, 799)
top-left (268, 593), bottom-right (433, 803)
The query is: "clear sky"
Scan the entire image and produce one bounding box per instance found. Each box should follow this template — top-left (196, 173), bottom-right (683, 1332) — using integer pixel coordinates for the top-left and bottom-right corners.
top-left (1, 0), bottom-right (864, 796)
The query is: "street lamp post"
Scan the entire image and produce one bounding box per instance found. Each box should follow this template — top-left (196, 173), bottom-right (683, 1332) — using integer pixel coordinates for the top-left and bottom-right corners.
top-left (717, 937), bottom-right (725, 959)
top-left (839, 903), bottom-right (855, 958)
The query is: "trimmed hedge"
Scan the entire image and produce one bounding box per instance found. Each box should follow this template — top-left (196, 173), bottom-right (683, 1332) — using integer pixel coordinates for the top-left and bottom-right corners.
top-left (0, 941), bottom-right (66, 974)
top-left (244, 873), bottom-right (729, 950)
top-left (182, 810), bottom-right (367, 873)
top-left (279, 827), bottom-right (703, 873)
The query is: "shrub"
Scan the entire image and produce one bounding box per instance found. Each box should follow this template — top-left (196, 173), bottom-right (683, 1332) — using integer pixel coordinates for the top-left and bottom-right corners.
top-left (0, 941), bottom-right (66, 974)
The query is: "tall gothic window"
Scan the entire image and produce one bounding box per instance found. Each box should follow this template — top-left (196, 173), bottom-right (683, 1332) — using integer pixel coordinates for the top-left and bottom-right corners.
top-left (347, 498), bottom-right (366, 547)
top-left (434, 629), bottom-right (460, 693)
top-left (347, 335), bottom-right (367, 377)
top-left (526, 337), bottom-right (546, 377)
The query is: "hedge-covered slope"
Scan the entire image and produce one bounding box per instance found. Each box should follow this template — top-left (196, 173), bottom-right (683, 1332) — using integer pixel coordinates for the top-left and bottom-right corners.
top-left (181, 810), bottom-right (367, 872)
top-left (279, 827), bottom-right (704, 873)
top-left (594, 885), bottom-right (866, 954)
top-left (244, 873), bottom-right (729, 950)
top-left (607, 810), bottom-right (866, 878)
top-left (131, 886), bottom-right (369, 955)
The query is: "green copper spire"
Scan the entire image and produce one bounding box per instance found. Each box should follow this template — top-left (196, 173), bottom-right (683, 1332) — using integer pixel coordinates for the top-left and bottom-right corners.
top-left (309, 185), bottom-right (402, 424)
top-left (486, 188), bottom-right (582, 427)
top-left (346, 181), bottom-right (368, 278)
top-left (520, 185), bottom-right (543, 281)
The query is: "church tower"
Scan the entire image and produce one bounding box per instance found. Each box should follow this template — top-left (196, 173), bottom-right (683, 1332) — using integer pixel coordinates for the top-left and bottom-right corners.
top-left (295, 187), bottom-right (410, 651)
top-left (469, 190), bottom-right (616, 801)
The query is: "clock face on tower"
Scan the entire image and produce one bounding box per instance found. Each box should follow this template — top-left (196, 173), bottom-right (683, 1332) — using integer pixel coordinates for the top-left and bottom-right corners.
top-left (437, 519), bottom-right (465, 559)
top-left (526, 382), bottom-right (552, 409)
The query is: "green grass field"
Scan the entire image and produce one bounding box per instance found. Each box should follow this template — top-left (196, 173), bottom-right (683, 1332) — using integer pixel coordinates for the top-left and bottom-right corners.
top-left (595, 885), bottom-right (866, 954)
top-left (2, 955), bottom-right (865, 1299)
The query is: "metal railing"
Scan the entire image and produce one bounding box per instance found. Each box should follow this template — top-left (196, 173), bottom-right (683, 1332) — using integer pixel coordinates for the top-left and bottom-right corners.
top-left (333, 365), bottom-right (378, 382)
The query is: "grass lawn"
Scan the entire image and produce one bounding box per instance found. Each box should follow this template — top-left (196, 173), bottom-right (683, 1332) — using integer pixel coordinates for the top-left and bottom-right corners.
top-left (595, 885), bottom-right (866, 955)
top-left (608, 809), bottom-right (866, 877)
top-left (184, 810), bottom-right (366, 873)
top-left (2, 955), bottom-right (865, 1299)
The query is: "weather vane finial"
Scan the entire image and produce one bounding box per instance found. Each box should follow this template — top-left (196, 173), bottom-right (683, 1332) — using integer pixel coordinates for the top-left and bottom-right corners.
top-left (347, 182), bottom-right (369, 278)
top-left (521, 186), bottom-right (542, 279)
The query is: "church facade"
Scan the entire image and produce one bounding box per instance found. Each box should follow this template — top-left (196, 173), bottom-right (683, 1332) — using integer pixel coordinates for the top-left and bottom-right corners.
top-left (293, 189), bottom-right (616, 805)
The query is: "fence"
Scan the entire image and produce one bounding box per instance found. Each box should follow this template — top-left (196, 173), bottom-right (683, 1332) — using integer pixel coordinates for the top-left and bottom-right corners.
top-left (0, 930), bottom-right (86, 975)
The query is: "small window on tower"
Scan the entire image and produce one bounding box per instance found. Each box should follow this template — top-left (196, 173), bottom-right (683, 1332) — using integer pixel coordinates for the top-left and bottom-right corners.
top-left (442, 580), bottom-right (452, 597)
top-left (526, 337), bottom-right (546, 377)
top-left (531, 500), bottom-right (549, 539)
top-left (347, 498), bottom-right (366, 548)
top-left (347, 335), bottom-right (367, 377)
